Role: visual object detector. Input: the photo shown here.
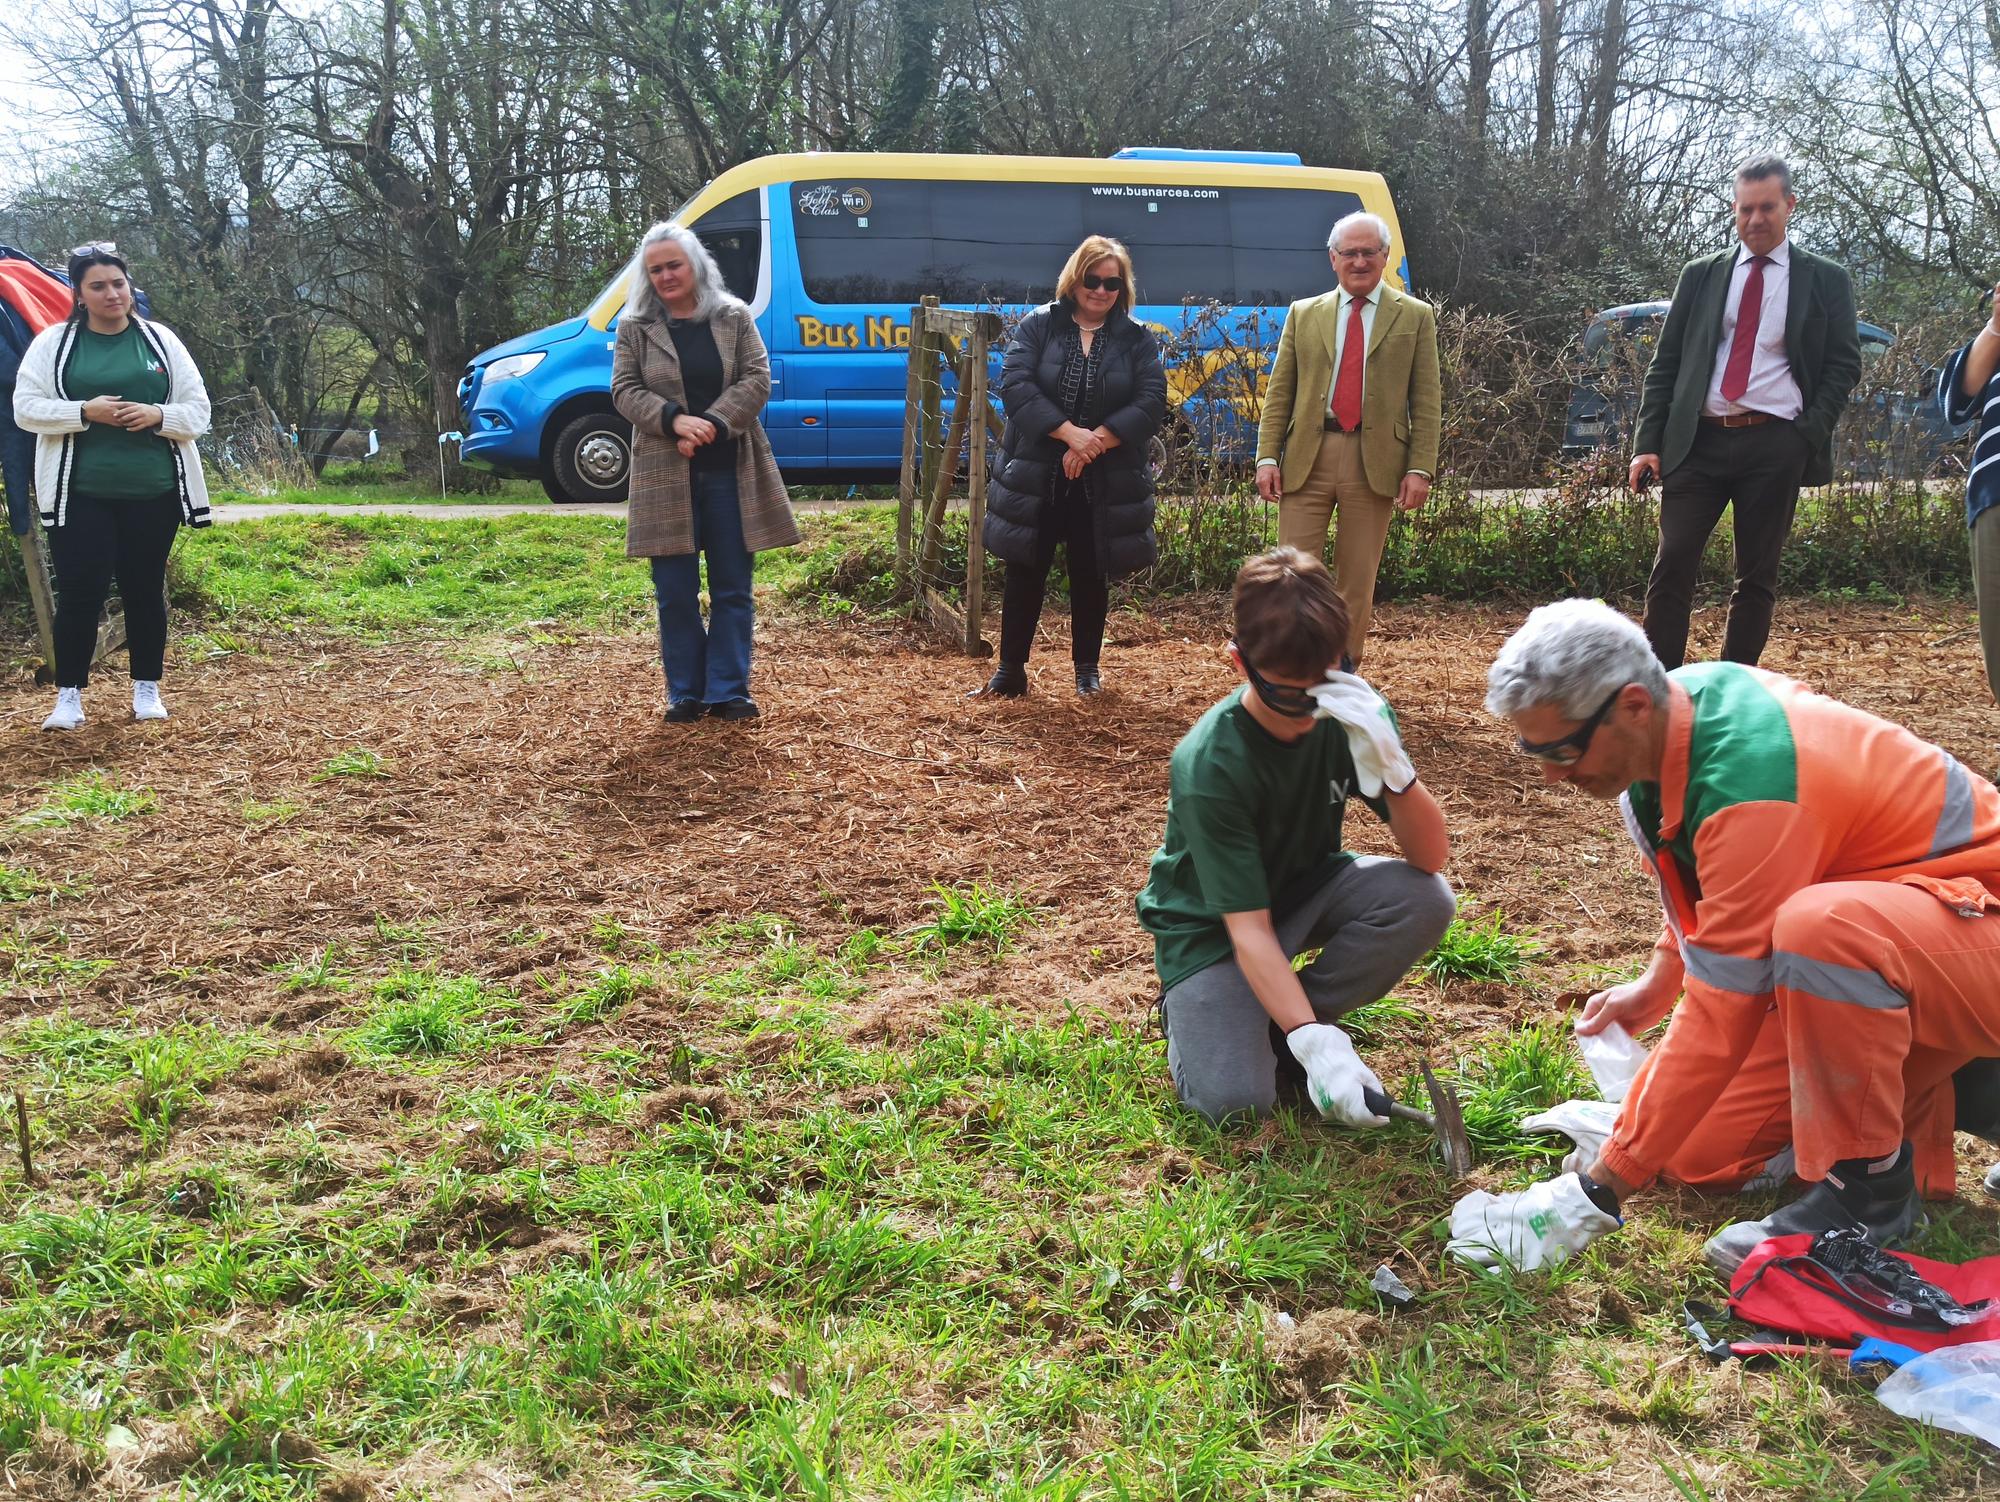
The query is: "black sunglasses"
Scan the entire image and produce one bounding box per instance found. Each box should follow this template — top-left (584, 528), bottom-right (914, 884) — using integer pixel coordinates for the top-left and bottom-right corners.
top-left (1233, 644), bottom-right (1320, 720)
top-left (1517, 686), bottom-right (1625, 765)
top-left (1080, 274), bottom-right (1125, 293)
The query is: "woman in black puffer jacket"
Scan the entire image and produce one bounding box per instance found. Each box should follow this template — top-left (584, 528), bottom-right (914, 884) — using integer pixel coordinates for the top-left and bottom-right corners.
top-left (972, 235), bottom-right (1166, 698)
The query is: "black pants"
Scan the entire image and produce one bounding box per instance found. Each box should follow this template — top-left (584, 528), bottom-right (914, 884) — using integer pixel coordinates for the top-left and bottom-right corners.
top-left (1642, 420), bottom-right (1812, 670)
top-left (997, 478), bottom-right (1108, 666)
top-left (48, 489), bottom-right (180, 688)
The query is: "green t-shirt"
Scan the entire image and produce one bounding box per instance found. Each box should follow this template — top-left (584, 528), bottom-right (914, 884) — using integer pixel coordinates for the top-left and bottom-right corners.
top-left (1136, 686), bottom-right (1391, 990)
top-left (66, 325), bottom-right (176, 499)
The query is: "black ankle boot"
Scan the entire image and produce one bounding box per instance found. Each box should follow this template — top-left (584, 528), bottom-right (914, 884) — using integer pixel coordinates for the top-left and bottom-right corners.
top-left (969, 662), bottom-right (1027, 698)
top-left (1704, 1141), bottom-right (1921, 1273)
top-left (1075, 663), bottom-right (1102, 696)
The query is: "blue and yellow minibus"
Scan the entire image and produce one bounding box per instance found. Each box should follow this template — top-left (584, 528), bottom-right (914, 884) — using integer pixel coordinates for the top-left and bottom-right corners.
top-left (457, 148), bottom-right (1406, 502)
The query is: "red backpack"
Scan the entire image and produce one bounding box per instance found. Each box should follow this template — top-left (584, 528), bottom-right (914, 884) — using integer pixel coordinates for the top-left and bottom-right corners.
top-left (1729, 1229), bottom-right (2000, 1354)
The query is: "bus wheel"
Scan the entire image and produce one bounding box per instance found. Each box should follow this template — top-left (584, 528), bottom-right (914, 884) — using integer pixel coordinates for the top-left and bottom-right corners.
top-left (546, 412), bottom-right (631, 504)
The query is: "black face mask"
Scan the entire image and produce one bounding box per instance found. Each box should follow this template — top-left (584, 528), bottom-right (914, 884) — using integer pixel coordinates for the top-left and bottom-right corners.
top-left (1234, 646), bottom-right (1320, 719)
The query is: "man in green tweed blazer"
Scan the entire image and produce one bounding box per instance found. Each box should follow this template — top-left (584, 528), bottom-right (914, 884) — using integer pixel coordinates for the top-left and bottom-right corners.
top-left (1254, 211), bottom-right (1441, 668)
top-left (1629, 154), bottom-right (1862, 669)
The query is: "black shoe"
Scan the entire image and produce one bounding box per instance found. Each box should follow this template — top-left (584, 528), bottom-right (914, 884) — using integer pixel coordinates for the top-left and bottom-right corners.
top-left (969, 662), bottom-right (1027, 699)
top-left (709, 698), bottom-right (761, 721)
top-left (1953, 1057), bottom-right (2000, 1142)
top-left (664, 700), bottom-right (705, 724)
top-left (1075, 663), bottom-right (1102, 696)
top-left (1704, 1141), bottom-right (1922, 1273)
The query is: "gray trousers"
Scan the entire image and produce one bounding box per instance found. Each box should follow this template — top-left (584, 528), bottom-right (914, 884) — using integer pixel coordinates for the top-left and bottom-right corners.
top-left (1975, 506), bottom-right (2000, 706)
top-left (1163, 856), bottom-right (1456, 1123)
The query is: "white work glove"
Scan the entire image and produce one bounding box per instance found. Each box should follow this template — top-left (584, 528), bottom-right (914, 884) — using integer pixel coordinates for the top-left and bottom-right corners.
top-left (1285, 1022), bottom-right (1389, 1127)
top-left (1520, 1098), bottom-right (1621, 1177)
top-left (1309, 671), bottom-right (1416, 797)
top-left (1446, 1172), bottom-right (1622, 1275)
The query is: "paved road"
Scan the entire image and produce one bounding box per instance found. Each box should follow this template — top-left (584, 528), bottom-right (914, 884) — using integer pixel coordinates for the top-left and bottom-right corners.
top-left (208, 498), bottom-right (878, 522)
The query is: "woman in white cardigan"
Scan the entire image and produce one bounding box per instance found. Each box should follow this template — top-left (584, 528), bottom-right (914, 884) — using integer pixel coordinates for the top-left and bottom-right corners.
top-left (12, 243), bottom-right (211, 730)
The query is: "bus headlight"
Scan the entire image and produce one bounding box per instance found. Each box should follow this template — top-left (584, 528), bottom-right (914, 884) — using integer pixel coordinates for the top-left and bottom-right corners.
top-left (483, 351), bottom-right (547, 383)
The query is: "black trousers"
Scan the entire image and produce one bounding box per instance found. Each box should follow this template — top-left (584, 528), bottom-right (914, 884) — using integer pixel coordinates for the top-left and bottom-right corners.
top-left (47, 489), bottom-right (180, 688)
top-left (997, 477), bottom-right (1108, 667)
top-left (1642, 420), bottom-right (1813, 670)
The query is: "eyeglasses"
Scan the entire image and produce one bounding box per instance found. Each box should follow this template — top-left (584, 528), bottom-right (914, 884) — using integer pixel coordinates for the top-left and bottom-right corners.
top-left (1233, 644), bottom-right (1321, 720)
top-left (1516, 686), bottom-right (1625, 765)
top-left (1080, 274), bottom-right (1125, 293)
top-left (69, 241), bottom-right (119, 258)
top-left (1333, 247), bottom-right (1386, 262)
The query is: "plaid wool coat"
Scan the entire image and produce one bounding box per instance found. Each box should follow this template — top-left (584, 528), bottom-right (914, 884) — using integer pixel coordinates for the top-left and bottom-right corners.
top-left (612, 300), bottom-right (799, 559)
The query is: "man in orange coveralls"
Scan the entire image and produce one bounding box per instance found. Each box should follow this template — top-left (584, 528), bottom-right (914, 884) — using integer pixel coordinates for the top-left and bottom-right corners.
top-left (1446, 598), bottom-right (2000, 1275)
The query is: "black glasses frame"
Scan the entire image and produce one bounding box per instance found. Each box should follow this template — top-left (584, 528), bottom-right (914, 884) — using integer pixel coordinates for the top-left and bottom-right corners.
top-left (1233, 644), bottom-right (1321, 720)
top-left (1517, 686), bottom-right (1625, 765)
top-left (1080, 274), bottom-right (1125, 293)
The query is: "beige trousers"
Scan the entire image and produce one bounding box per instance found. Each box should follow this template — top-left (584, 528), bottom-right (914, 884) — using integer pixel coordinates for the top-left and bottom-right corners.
top-left (1277, 431), bottom-right (1396, 665)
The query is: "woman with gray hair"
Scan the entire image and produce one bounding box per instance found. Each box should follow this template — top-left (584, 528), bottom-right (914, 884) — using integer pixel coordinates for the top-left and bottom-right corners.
top-left (612, 221), bottom-right (797, 722)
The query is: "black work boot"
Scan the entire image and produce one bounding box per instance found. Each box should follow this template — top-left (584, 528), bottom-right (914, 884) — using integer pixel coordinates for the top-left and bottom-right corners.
top-left (1703, 1141), bottom-right (1922, 1274)
top-left (1075, 662), bottom-right (1102, 696)
top-left (969, 662), bottom-right (1027, 699)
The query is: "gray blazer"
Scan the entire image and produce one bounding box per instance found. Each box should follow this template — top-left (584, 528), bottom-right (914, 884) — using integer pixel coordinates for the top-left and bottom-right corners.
top-left (612, 300), bottom-right (799, 559)
top-left (1633, 244), bottom-right (1863, 488)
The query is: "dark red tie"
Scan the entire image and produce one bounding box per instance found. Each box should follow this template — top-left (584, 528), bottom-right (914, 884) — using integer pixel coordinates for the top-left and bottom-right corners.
top-left (1330, 295), bottom-right (1366, 431)
top-left (1720, 254), bottom-right (1771, 404)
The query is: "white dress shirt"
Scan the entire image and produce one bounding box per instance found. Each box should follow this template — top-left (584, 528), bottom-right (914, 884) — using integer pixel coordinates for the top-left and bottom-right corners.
top-left (1703, 239), bottom-right (1804, 420)
top-left (1326, 284), bottom-right (1381, 417)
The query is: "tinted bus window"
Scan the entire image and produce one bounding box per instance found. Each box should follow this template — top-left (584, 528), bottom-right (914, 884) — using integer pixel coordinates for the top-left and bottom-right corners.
top-left (692, 190), bottom-right (762, 302)
top-left (1230, 187), bottom-right (1364, 306)
top-left (791, 180), bottom-right (1365, 307)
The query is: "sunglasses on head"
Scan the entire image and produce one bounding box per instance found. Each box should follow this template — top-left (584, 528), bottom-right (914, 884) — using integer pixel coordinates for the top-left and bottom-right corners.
top-left (70, 240), bottom-right (120, 258)
top-left (1516, 686), bottom-right (1625, 765)
top-left (1080, 273), bottom-right (1124, 293)
top-left (1232, 644), bottom-right (1321, 719)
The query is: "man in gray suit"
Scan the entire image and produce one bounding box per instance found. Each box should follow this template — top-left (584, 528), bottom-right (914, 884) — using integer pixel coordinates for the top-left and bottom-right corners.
top-left (1629, 155), bottom-right (1862, 668)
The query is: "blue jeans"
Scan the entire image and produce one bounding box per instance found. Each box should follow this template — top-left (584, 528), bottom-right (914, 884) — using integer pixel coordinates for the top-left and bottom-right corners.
top-left (649, 466), bottom-right (754, 706)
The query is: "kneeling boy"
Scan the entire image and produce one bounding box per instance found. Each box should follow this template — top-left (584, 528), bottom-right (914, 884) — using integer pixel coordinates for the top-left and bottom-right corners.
top-left (1137, 548), bottom-right (1455, 1123)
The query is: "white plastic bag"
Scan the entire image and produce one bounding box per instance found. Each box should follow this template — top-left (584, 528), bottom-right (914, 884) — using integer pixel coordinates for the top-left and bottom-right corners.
top-left (1575, 1022), bottom-right (1649, 1103)
top-left (1875, 1340), bottom-right (2000, 1448)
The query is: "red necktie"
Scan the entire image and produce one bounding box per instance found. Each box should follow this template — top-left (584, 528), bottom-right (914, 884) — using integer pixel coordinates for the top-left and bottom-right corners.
top-left (1330, 295), bottom-right (1366, 431)
top-left (1719, 254), bottom-right (1771, 404)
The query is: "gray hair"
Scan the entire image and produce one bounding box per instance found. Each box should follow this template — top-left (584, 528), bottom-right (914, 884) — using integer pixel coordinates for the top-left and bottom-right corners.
top-left (1327, 210), bottom-right (1392, 254)
top-left (1734, 152), bottom-right (1793, 196)
top-left (627, 221), bottom-right (737, 322)
top-left (1485, 599), bottom-right (1669, 720)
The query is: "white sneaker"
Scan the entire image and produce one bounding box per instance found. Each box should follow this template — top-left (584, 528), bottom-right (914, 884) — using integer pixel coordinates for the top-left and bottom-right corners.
top-left (132, 681), bottom-right (168, 721)
top-left (41, 687), bottom-right (84, 731)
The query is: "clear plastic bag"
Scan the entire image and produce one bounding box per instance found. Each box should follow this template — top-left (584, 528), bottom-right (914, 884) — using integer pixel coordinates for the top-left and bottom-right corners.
top-left (1875, 1340), bottom-right (2000, 1448)
top-left (1575, 1022), bottom-right (1648, 1103)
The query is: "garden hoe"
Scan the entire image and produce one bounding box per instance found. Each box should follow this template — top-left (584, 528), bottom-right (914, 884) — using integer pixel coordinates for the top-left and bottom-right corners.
top-left (1364, 1063), bottom-right (1474, 1179)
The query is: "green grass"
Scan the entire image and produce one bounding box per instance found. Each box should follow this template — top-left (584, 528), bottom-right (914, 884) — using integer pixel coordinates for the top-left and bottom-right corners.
top-left (241, 796), bottom-right (304, 824)
top-left (16, 771), bottom-right (159, 828)
top-left (0, 861), bottom-right (74, 904)
top-left (347, 969), bottom-right (520, 1058)
top-left (315, 748), bottom-right (386, 780)
top-left (904, 881), bottom-right (1045, 958)
top-left (0, 906), bottom-right (1991, 1497)
top-left (1421, 907), bottom-right (1540, 984)
top-left (1448, 1020), bottom-right (1599, 1166)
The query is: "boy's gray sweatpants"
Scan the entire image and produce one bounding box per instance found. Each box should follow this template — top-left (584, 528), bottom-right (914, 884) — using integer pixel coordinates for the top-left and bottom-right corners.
top-left (1163, 856), bottom-right (1455, 1123)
